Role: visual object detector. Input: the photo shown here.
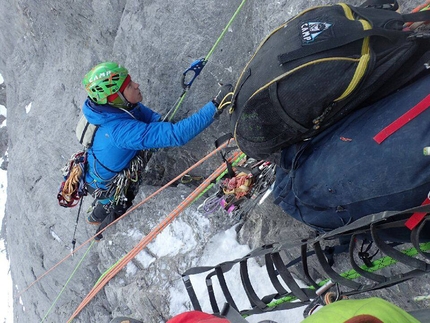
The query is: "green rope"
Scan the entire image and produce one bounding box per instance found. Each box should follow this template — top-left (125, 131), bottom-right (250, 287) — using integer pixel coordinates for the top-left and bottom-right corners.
top-left (265, 241), bottom-right (430, 308)
top-left (95, 254), bottom-right (127, 286)
top-left (204, 0), bottom-right (248, 61)
top-left (168, 93), bottom-right (188, 122)
top-left (167, 0), bottom-right (248, 121)
top-left (40, 240), bottom-right (95, 323)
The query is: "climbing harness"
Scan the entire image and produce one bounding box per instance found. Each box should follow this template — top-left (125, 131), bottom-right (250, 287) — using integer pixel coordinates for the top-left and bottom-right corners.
top-left (182, 204), bottom-right (430, 319)
top-left (92, 151), bottom-right (150, 205)
top-left (163, 0), bottom-right (248, 121)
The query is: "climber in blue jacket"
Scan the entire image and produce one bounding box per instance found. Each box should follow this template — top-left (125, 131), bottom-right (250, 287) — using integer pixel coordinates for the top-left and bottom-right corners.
top-left (81, 61), bottom-right (232, 239)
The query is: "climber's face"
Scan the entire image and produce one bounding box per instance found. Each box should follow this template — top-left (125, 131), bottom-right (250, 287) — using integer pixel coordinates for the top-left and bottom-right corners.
top-left (123, 79), bottom-right (143, 104)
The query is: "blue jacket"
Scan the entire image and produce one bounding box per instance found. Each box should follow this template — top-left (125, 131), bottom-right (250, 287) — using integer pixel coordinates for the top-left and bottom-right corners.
top-left (82, 99), bottom-right (217, 189)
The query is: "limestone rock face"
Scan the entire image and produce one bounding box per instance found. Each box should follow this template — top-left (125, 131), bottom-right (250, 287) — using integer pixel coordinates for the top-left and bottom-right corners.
top-left (0, 1), bottom-right (428, 322)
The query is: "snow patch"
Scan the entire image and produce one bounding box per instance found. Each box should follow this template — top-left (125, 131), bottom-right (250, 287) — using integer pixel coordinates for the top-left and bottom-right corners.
top-left (0, 105), bottom-right (6, 118)
top-left (49, 227), bottom-right (63, 243)
top-left (25, 102), bottom-right (32, 114)
top-left (148, 219), bottom-right (197, 257)
top-left (135, 250), bottom-right (156, 269)
top-left (125, 262), bottom-right (138, 277)
top-left (126, 228), bottom-right (143, 240)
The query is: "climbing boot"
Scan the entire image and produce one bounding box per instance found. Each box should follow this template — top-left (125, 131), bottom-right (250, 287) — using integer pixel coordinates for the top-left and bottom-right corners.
top-left (86, 214), bottom-right (101, 226)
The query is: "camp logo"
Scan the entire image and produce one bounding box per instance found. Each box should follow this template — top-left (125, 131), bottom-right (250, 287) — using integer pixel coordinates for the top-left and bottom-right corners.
top-left (300, 21), bottom-right (332, 43)
top-left (89, 70), bottom-right (112, 83)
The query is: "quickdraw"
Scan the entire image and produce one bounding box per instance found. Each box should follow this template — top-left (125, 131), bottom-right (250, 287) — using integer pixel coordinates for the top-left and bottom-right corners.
top-left (57, 151), bottom-right (88, 208)
top-left (92, 151), bottom-right (150, 206)
top-left (197, 158), bottom-right (276, 219)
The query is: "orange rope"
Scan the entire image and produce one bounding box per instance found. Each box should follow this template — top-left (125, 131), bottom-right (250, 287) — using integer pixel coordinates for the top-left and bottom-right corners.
top-left (67, 150), bottom-right (242, 322)
top-left (404, 0), bottom-right (430, 29)
top-left (16, 140), bottom-right (233, 300)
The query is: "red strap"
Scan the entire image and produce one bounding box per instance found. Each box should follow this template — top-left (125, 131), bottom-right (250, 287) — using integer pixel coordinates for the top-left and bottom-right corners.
top-left (167, 311), bottom-right (230, 323)
top-left (373, 94), bottom-right (430, 144)
top-left (405, 198), bottom-right (430, 230)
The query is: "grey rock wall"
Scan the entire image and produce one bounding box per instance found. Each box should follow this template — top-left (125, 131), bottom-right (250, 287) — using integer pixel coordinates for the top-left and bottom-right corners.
top-left (0, 0), bottom-right (428, 322)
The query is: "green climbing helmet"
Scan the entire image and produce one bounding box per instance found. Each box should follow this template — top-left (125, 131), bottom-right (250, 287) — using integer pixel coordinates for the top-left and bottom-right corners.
top-left (82, 62), bottom-right (129, 104)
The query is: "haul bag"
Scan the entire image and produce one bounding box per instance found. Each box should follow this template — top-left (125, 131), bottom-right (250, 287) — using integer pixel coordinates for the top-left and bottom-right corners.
top-left (273, 74), bottom-right (430, 234)
top-left (230, 2), bottom-right (430, 160)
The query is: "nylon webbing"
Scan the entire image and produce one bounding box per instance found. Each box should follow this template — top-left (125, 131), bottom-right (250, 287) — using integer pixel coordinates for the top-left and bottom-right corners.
top-left (313, 241), bottom-right (362, 290)
top-left (371, 223), bottom-right (430, 271)
top-left (182, 204), bottom-right (430, 317)
top-left (411, 217), bottom-right (430, 260)
top-left (348, 235), bottom-right (386, 283)
top-left (240, 260), bottom-right (269, 310)
top-left (265, 253), bottom-right (289, 295)
top-left (271, 252), bottom-right (312, 301)
top-left (373, 94), bottom-right (430, 144)
top-left (278, 27), bottom-right (401, 65)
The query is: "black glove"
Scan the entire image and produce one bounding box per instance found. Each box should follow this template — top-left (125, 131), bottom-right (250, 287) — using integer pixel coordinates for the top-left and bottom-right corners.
top-left (212, 83), bottom-right (234, 115)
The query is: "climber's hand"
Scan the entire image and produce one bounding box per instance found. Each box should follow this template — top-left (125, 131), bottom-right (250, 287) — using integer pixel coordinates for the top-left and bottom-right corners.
top-left (212, 83), bottom-right (234, 116)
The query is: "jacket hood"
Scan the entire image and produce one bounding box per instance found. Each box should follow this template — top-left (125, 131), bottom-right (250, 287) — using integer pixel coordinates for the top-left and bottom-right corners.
top-left (82, 98), bottom-right (132, 125)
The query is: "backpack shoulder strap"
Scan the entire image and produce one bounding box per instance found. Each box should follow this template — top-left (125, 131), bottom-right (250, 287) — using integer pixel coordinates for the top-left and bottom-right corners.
top-left (76, 115), bottom-right (99, 149)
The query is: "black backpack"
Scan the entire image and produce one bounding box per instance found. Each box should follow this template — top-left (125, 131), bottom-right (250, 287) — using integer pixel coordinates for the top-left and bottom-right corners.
top-left (229, 1), bottom-right (430, 161)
